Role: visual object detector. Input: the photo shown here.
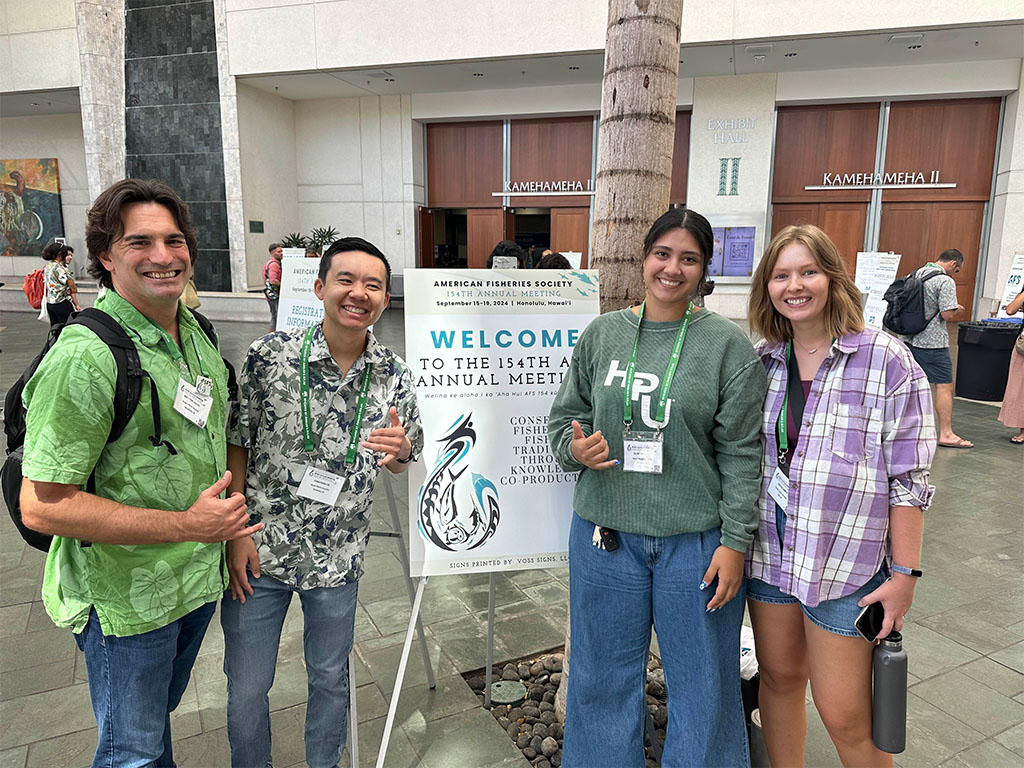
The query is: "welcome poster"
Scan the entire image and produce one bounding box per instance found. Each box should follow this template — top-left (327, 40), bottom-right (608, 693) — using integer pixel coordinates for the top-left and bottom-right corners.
top-left (404, 269), bottom-right (600, 576)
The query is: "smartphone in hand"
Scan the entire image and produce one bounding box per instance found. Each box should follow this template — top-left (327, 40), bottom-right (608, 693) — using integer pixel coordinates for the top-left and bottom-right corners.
top-left (855, 601), bottom-right (886, 642)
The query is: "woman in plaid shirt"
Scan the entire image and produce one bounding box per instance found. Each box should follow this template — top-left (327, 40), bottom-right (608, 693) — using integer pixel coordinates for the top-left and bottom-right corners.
top-left (745, 225), bottom-right (935, 767)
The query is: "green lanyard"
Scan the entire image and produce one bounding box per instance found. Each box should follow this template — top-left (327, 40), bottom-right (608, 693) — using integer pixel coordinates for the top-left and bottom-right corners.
top-left (300, 325), bottom-right (373, 464)
top-left (623, 301), bottom-right (693, 429)
top-left (777, 342), bottom-right (792, 457)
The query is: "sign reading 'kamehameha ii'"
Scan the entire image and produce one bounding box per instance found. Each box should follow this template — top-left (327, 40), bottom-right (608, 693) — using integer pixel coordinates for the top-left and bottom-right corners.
top-left (404, 268), bottom-right (600, 577)
top-left (805, 170), bottom-right (956, 190)
top-left (493, 179), bottom-right (595, 196)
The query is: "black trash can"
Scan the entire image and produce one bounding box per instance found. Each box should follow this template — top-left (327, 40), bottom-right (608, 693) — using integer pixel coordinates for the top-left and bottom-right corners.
top-left (955, 320), bottom-right (1022, 401)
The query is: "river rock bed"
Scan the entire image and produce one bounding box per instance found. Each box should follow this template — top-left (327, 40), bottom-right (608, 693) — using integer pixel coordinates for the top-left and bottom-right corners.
top-left (465, 651), bottom-right (668, 768)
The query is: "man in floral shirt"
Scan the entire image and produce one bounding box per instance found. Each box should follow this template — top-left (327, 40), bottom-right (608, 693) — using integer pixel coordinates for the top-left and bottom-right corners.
top-left (222, 237), bottom-right (423, 768)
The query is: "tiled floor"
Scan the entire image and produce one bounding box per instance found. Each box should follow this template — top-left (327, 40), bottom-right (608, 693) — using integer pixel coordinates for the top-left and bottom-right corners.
top-left (1, 307), bottom-right (1022, 768)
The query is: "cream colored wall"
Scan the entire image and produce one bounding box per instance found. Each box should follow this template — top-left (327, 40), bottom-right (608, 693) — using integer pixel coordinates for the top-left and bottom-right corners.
top-left (236, 83), bottom-right (300, 288)
top-left (224, 0), bottom-right (1022, 76)
top-left (293, 94), bottom-right (424, 281)
top-left (0, 0), bottom-right (80, 92)
top-left (985, 64), bottom-right (1024, 316)
top-left (0, 112), bottom-right (89, 278)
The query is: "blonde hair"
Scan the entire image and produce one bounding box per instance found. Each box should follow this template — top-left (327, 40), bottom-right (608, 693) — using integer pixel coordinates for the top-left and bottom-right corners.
top-left (748, 224), bottom-right (864, 344)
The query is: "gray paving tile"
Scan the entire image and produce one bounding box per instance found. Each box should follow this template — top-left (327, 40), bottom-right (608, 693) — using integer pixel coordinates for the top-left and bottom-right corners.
top-left (0, 658), bottom-right (75, 701)
top-left (941, 738), bottom-right (1024, 767)
top-left (901, 622), bottom-right (981, 681)
top-left (364, 586), bottom-right (470, 636)
top-left (901, 692), bottom-right (987, 766)
top-left (918, 609), bottom-right (1024, 656)
top-left (992, 641), bottom-right (1024, 675)
top-left (995, 722), bottom-right (1024, 759)
top-left (912, 669), bottom-right (1024, 737)
top-left (23, 602), bottom-right (53, 634)
top-left (957, 657), bottom-right (1024, 699)
top-left (351, 714), bottom-right (421, 768)
top-left (0, 746), bottom-right (26, 768)
top-left (0, 626), bottom-right (77, 673)
top-left (392, 674), bottom-right (481, 724)
top-left (0, 683), bottom-right (95, 749)
top-left (0, 606), bottom-right (28, 639)
top-left (359, 636), bottom-right (458, 696)
top-left (402, 706), bottom-right (525, 768)
top-left (169, 726), bottom-right (231, 768)
top-left (23, 728), bottom-right (95, 768)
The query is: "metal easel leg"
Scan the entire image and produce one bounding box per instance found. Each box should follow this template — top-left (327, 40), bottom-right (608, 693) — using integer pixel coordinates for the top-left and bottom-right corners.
top-left (483, 572), bottom-right (497, 708)
top-left (348, 652), bottom-right (359, 768)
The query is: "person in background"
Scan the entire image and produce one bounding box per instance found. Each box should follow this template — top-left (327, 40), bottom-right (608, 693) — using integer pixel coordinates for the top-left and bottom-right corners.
top-left (305, 247), bottom-right (321, 259)
top-left (900, 249), bottom-right (971, 448)
top-left (746, 224), bottom-right (934, 768)
top-left (998, 289), bottom-right (1024, 444)
top-left (41, 241), bottom-right (80, 326)
top-left (486, 240), bottom-right (528, 269)
top-left (528, 245), bottom-right (546, 268)
top-left (537, 252), bottom-right (571, 270)
top-left (549, 208), bottom-right (766, 767)
top-left (263, 242), bottom-right (283, 331)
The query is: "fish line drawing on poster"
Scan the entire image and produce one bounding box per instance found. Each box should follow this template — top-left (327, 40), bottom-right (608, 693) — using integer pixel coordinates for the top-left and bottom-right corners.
top-left (417, 413), bottom-right (500, 551)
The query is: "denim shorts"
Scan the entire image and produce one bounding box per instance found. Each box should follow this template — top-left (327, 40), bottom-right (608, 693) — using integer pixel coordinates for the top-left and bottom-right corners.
top-left (908, 344), bottom-right (953, 384)
top-left (747, 505), bottom-right (888, 637)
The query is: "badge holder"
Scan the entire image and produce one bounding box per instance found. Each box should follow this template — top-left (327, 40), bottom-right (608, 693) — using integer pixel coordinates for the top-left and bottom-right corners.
top-left (622, 425), bottom-right (664, 474)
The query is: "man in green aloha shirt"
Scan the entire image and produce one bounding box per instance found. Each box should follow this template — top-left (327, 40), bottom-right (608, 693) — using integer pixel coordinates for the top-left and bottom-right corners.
top-left (20, 178), bottom-right (262, 768)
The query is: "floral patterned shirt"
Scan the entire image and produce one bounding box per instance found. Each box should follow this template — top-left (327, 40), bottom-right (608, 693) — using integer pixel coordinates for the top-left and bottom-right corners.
top-left (228, 325), bottom-right (423, 589)
top-left (43, 260), bottom-right (72, 303)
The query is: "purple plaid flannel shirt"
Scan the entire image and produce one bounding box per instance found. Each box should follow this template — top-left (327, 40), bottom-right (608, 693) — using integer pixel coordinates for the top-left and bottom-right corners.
top-left (746, 329), bottom-right (935, 607)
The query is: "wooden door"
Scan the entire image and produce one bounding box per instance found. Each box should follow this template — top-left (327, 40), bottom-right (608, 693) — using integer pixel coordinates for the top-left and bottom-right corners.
top-left (878, 202), bottom-right (982, 320)
top-left (550, 207), bottom-right (590, 268)
top-left (418, 206), bottom-right (434, 268)
top-left (467, 208), bottom-right (503, 269)
top-left (771, 203), bottom-right (868, 277)
top-left (819, 203), bottom-right (868, 277)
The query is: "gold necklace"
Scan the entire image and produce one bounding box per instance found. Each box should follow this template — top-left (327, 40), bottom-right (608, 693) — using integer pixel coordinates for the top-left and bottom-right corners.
top-left (793, 336), bottom-right (828, 355)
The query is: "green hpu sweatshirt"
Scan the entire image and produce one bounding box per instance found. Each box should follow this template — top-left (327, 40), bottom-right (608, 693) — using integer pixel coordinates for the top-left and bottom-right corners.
top-left (548, 307), bottom-right (767, 551)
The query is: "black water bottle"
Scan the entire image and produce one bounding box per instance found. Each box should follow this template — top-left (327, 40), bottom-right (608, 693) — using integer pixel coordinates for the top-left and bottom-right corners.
top-left (872, 631), bottom-right (908, 753)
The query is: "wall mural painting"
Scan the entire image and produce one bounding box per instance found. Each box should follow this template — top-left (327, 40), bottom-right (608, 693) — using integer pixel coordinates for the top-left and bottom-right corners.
top-left (1, 158), bottom-right (65, 257)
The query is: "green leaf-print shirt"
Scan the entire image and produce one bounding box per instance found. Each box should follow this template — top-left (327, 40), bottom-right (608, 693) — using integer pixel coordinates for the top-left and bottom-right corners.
top-left (22, 291), bottom-right (229, 637)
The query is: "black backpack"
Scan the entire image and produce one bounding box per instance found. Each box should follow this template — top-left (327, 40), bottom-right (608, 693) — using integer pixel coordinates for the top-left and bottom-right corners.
top-left (881, 268), bottom-right (945, 336)
top-left (1, 307), bottom-right (236, 551)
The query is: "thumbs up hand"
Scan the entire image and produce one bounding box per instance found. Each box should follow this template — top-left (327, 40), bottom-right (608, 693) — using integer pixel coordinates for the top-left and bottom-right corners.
top-left (569, 420), bottom-right (618, 471)
top-left (364, 406), bottom-right (412, 467)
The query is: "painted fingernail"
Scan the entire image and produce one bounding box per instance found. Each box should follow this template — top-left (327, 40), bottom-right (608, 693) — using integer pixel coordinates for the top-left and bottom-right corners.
top-left (699, 581), bottom-right (707, 590)
top-left (613, 460), bottom-right (621, 465)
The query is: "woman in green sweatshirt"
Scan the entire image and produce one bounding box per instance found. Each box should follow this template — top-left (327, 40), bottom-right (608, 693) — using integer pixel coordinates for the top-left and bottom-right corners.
top-left (548, 208), bottom-right (766, 767)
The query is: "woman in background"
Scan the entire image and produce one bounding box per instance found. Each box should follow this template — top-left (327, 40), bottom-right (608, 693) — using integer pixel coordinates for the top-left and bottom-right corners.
top-left (42, 241), bottom-right (80, 326)
top-left (998, 289), bottom-right (1024, 443)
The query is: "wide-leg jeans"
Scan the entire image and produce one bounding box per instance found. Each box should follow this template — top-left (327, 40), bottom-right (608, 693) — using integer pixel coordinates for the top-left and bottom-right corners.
top-left (563, 512), bottom-right (750, 768)
top-left (220, 573), bottom-right (358, 768)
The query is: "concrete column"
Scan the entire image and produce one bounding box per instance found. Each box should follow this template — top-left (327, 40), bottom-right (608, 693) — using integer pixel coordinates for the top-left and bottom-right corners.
top-left (686, 73), bottom-right (777, 319)
top-left (74, 0), bottom-right (126, 202)
top-left (984, 63), bottom-right (1024, 313)
top-left (212, 0), bottom-right (248, 293)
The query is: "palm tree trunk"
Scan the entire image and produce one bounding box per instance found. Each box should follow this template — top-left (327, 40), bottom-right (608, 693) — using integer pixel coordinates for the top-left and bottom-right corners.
top-left (556, 0), bottom-right (684, 724)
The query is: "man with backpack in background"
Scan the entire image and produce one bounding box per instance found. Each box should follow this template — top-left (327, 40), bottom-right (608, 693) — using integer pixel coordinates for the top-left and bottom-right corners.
top-left (264, 242), bottom-right (283, 331)
top-left (17, 178), bottom-right (263, 767)
top-left (900, 248), bottom-right (972, 448)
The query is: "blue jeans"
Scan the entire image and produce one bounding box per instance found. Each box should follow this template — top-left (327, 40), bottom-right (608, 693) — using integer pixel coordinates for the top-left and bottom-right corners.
top-left (564, 513), bottom-right (750, 768)
top-left (74, 601), bottom-right (216, 768)
top-left (220, 574), bottom-right (358, 768)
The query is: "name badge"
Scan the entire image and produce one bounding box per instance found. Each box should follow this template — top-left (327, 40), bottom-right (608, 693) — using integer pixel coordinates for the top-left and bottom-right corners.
top-left (768, 467), bottom-right (790, 511)
top-left (622, 430), bottom-right (663, 474)
top-left (296, 465), bottom-right (345, 506)
top-left (173, 378), bottom-right (213, 429)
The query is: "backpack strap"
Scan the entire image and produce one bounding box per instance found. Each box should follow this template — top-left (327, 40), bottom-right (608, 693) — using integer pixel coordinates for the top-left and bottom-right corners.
top-left (187, 308), bottom-right (238, 402)
top-left (69, 309), bottom-right (143, 443)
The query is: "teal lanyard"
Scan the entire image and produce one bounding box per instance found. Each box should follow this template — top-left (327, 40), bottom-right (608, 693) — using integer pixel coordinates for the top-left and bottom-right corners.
top-left (623, 301), bottom-right (693, 429)
top-left (300, 325), bottom-right (373, 464)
